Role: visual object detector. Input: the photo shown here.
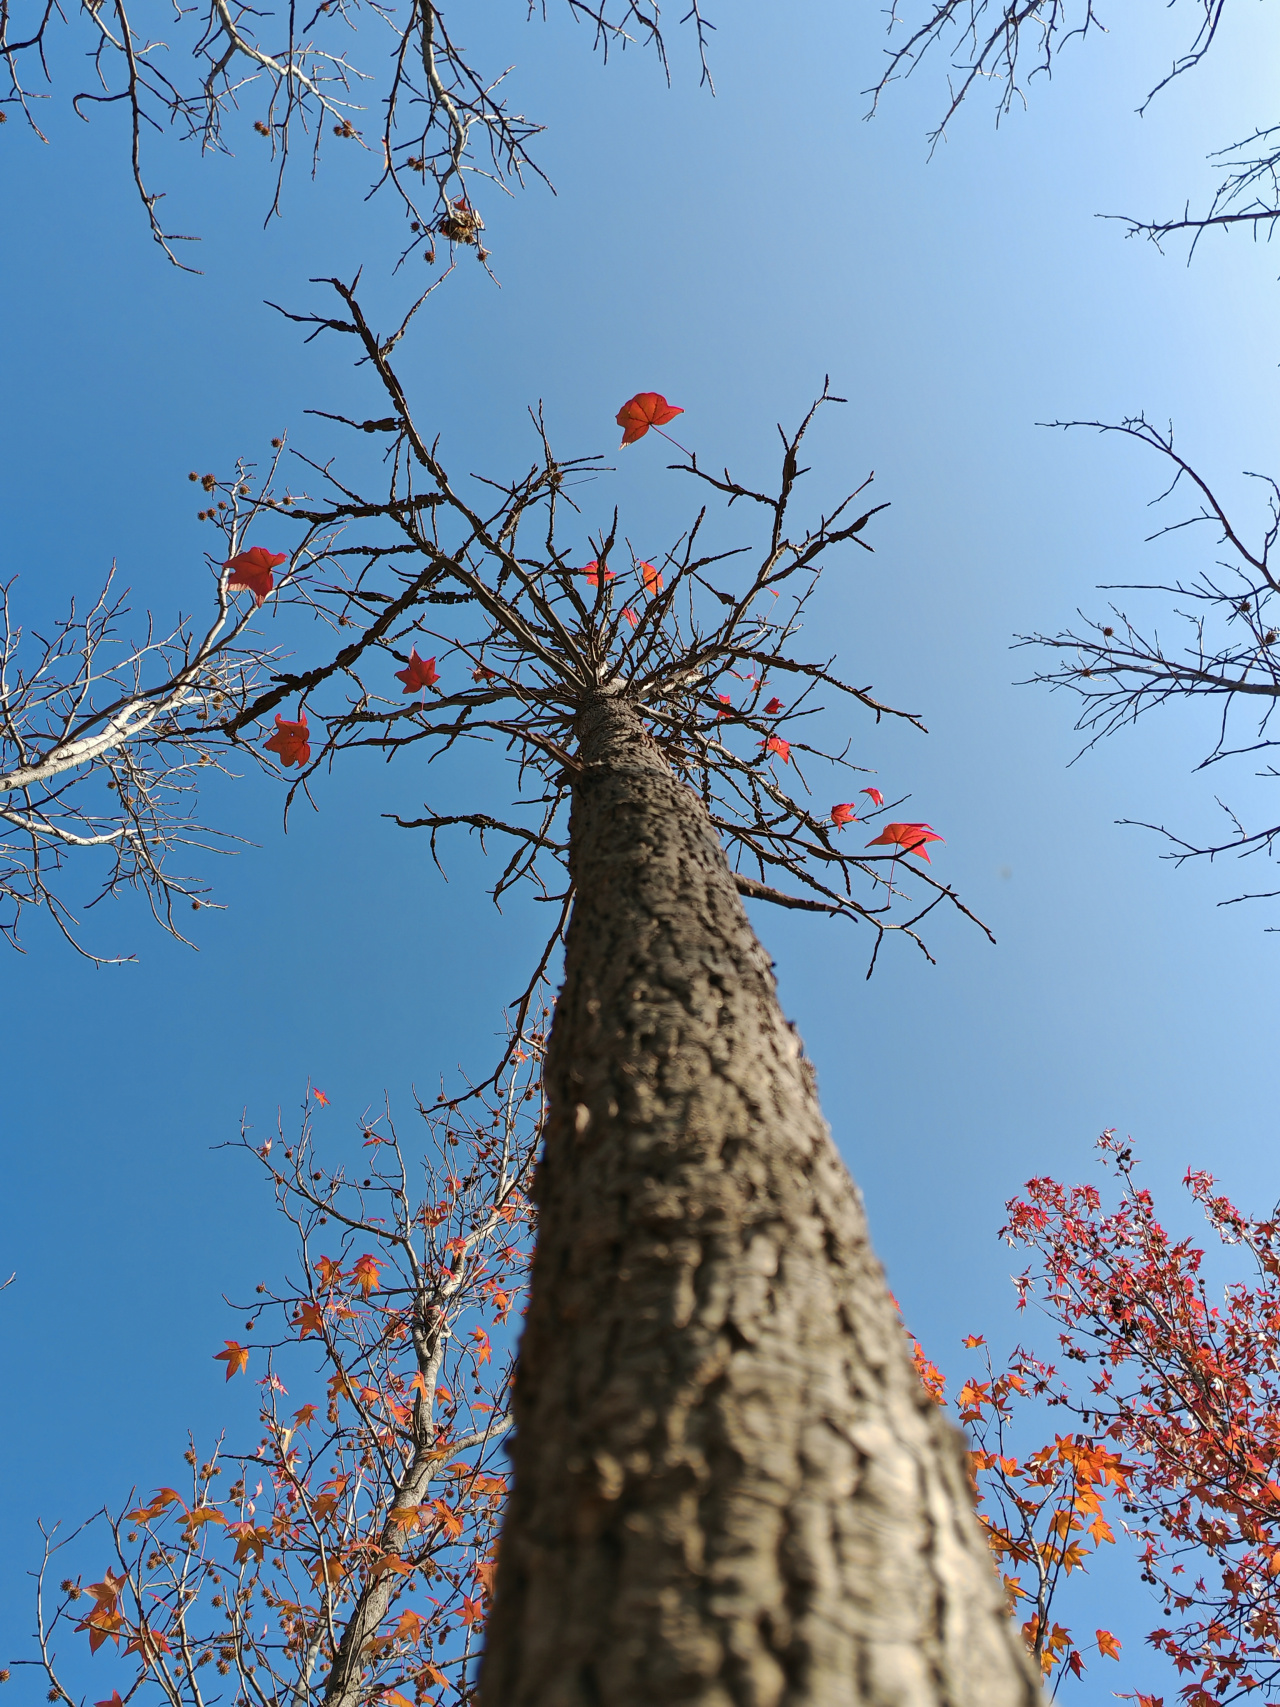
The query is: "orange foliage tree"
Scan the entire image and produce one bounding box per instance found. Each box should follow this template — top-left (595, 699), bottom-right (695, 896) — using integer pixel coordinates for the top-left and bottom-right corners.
top-left (22, 1033), bottom-right (544, 1707)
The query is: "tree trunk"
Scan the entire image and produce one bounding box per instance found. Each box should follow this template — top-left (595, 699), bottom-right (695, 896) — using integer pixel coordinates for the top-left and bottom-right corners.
top-left (479, 693), bottom-right (1040, 1707)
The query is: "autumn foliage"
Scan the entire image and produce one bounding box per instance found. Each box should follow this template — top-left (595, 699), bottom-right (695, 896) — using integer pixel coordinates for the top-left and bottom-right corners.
top-left (30, 1036), bottom-right (545, 1707)
top-left (914, 1132), bottom-right (1280, 1706)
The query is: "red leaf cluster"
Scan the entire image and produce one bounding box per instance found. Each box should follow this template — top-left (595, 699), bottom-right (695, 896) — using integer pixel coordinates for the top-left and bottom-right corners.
top-left (997, 1134), bottom-right (1280, 1704)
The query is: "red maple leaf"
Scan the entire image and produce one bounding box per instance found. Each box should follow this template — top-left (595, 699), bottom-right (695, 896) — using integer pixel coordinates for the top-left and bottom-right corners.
top-left (622, 607), bottom-right (639, 627)
top-left (763, 696), bottom-right (784, 714)
top-left (313, 1088), bottom-right (329, 1107)
top-left (264, 713), bottom-right (311, 768)
top-left (831, 803), bottom-right (858, 829)
top-left (865, 822), bottom-right (944, 862)
top-left (862, 786), bottom-right (884, 807)
top-left (761, 735), bottom-right (790, 764)
top-left (616, 393), bottom-right (684, 447)
top-left (583, 561), bottom-right (615, 586)
top-left (716, 694), bottom-right (732, 720)
top-left (214, 1340), bottom-right (250, 1380)
top-left (640, 561), bottom-right (664, 595)
top-left (223, 546), bottom-right (286, 607)
top-left (395, 649), bottom-right (439, 692)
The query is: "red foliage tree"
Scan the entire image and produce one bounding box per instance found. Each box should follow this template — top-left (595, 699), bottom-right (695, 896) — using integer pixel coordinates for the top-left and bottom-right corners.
top-left (920, 1132), bottom-right (1280, 1705)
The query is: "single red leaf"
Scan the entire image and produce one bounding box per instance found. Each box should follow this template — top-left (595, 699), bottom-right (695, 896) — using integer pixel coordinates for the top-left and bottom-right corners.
top-left (764, 696), bottom-right (784, 715)
top-left (622, 607), bottom-right (639, 627)
top-left (616, 392), bottom-right (684, 446)
top-left (831, 803), bottom-right (858, 829)
top-left (761, 735), bottom-right (790, 764)
top-left (394, 648), bottom-right (439, 693)
top-left (263, 713), bottom-right (310, 768)
top-left (640, 560), bottom-right (664, 595)
top-left (865, 822), bottom-right (943, 862)
top-left (313, 1089), bottom-right (329, 1107)
top-left (583, 560), bottom-right (615, 586)
top-left (862, 786), bottom-right (885, 806)
top-left (214, 1340), bottom-right (250, 1380)
top-left (224, 546), bottom-right (286, 607)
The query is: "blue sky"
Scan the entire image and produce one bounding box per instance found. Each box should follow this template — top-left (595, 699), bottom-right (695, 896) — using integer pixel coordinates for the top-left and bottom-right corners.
top-left (3, 0), bottom-right (1280, 1697)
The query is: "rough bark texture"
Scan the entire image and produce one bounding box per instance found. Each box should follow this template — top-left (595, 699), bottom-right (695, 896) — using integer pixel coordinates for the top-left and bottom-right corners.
top-left (479, 694), bottom-right (1041, 1707)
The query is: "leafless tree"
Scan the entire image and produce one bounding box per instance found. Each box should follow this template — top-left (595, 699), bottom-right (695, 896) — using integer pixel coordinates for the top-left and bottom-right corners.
top-left (0, 0), bottom-right (712, 265)
top-left (1022, 414), bottom-right (1280, 908)
top-left (0, 443), bottom-right (349, 959)
top-left (869, 0), bottom-right (1279, 254)
top-left (134, 278), bottom-right (1033, 1705)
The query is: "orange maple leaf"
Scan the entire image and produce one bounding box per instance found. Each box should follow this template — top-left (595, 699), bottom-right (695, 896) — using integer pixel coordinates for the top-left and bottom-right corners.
top-left (470, 1327), bottom-right (491, 1366)
top-left (294, 1301), bottom-right (325, 1339)
top-left (315, 1254), bottom-right (343, 1288)
top-left (639, 561), bottom-right (664, 596)
top-left (214, 1340), bottom-right (250, 1380)
top-left (616, 392), bottom-right (684, 447)
top-left (1096, 1629), bottom-right (1122, 1659)
top-left (865, 822), bottom-right (943, 862)
top-left (127, 1487), bottom-right (184, 1523)
top-left (263, 713), bottom-right (310, 768)
top-left (227, 1522), bottom-right (270, 1563)
top-left (224, 546), bottom-right (286, 607)
top-left (313, 1089), bottom-right (330, 1107)
top-left (760, 735), bottom-right (790, 764)
top-left (831, 803), bottom-right (857, 829)
top-left (392, 1609), bottom-right (424, 1641)
top-left (182, 1506), bottom-right (227, 1534)
top-left (429, 1499), bottom-right (464, 1540)
top-left (395, 649), bottom-right (439, 693)
top-left (351, 1253), bottom-right (381, 1297)
top-left (76, 1571), bottom-right (127, 1652)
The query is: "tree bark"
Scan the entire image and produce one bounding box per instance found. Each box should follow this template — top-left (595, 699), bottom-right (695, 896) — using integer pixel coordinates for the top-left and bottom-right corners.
top-left (479, 693), bottom-right (1040, 1707)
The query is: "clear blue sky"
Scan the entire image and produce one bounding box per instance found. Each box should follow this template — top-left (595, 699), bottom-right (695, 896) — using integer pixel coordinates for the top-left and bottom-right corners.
top-left (3, 0), bottom-right (1279, 1697)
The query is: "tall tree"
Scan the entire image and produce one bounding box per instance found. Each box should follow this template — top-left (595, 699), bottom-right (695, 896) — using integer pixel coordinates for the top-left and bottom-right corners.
top-left (13, 285), bottom-right (1042, 1703)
